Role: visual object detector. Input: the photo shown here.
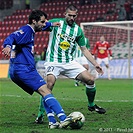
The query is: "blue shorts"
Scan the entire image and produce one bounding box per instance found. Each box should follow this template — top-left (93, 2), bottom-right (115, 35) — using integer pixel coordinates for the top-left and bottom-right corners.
top-left (9, 64), bottom-right (46, 95)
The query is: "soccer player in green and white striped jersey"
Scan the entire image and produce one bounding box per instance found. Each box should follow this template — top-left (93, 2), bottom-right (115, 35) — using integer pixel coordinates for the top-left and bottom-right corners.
top-left (35, 5), bottom-right (106, 127)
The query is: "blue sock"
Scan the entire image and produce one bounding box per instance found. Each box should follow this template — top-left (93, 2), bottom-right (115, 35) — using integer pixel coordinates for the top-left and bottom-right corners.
top-left (43, 94), bottom-right (67, 122)
top-left (43, 100), bottom-right (57, 123)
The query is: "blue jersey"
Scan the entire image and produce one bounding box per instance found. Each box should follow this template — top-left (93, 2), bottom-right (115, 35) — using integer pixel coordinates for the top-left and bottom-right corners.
top-left (3, 22), bottom-right (52, 69)
top-left (3, 22), bottom-right (52, 95)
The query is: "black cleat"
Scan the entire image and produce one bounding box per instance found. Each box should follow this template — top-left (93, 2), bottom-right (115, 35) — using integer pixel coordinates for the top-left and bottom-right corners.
top-left (75, 82), bottom-right (79, 87)
top-left (35, 114), bottom-right (44, 124)
top-left (88, 104), bottom-right (106, 114)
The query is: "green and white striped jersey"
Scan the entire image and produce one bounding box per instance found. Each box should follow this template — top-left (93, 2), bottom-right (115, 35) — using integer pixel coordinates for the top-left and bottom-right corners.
top-left (46, 18), bottom-right (85, 63)
top-left (74, 37), bottom-right (90, 58)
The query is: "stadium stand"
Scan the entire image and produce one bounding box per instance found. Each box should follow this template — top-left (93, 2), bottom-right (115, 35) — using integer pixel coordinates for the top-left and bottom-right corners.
top-left (0, 0), bottom-right (13, 10)
top-left (0, 0), bottom-right (122, 59)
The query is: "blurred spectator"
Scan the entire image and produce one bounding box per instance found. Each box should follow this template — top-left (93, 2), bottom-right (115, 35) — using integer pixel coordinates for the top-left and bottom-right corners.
top-left (25, 0), bottom-right (30, 9)
top-left (0, 0), bottom-right (13, 10)
top-left (99, 0), bottom-right (114, 3)
top-left (117, 0), bottom-right (125, 5)
top-left (90, 0), bottom-right (98, 4)
top-left (124, 0), bottom-right (132, 20)
top-left (117, 5), bottom-right (127, 21)
top-left (96, 15), bottom-right (105, 21)
top-left (0, 1), bottom-right (4, 9)
top-left (79, 0), bottom-right (86, 5)
top-left (79, 0), bottom-right (91, 5)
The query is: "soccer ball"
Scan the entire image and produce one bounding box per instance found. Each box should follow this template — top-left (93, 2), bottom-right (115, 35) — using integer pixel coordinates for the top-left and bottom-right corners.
top-left (68, 111), bottom-right (85, 129)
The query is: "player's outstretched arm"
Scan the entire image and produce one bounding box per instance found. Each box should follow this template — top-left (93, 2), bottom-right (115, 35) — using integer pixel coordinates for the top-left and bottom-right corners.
top-left (42, 22), bottom-right (60, 31)
top-left (80, 46), bottom-right (104, 75)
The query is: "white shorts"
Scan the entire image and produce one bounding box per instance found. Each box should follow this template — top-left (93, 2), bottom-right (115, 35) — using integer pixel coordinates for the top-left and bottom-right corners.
top-left (74, 56), bottom-right (88, 65)
top-left (97, 57), bottom-right (109, 65)
top-left (44, 60), bottom-right (86, 79)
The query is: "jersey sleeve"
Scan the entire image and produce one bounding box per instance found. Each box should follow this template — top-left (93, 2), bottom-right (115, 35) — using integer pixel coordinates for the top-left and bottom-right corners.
top-left (76, 27), bottom-right (85, 47)
top-left (3, 34), bottom-right (15, 48)
top-left (42, 22), bottom-right (52, 31)
top-left (3, 26), bottom-right (34, 48)
top-left (85, 38), bottom-right (90, 50)
top-left (46, 18), bottom-right (60, 31)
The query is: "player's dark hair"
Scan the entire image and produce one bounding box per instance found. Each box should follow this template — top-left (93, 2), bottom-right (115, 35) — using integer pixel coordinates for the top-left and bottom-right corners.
top-left (66, 4), bottom-right (78, 12)
top-left (28, 10), bottom-right (47, 24)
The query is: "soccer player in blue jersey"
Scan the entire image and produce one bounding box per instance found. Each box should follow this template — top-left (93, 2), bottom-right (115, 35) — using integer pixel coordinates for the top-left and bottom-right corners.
top-left (2, 10), bottom-right (81, 129)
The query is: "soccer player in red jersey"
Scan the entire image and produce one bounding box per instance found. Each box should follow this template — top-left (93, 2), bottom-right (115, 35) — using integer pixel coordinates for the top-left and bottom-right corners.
top-left (92, 36), bottom-right (112, 80)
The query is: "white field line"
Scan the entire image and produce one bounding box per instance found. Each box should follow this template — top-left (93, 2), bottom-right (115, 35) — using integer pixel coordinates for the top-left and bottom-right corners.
top-left (0, 94), bottom-right (133, 102)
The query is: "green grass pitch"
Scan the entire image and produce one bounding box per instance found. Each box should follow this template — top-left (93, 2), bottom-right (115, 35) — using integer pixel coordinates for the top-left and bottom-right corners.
top-left (0, 78), bottom-right (132, 133)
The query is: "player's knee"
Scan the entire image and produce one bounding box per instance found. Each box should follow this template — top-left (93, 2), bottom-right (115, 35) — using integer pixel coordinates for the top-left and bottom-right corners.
top-left (84, 77), bottom-right (95, 85)
top-left (86, 80), bottom-right (94, 85)
top-left (47, 82), bottom-right (54, 91)
top-left (38, 84), bottom-right (51, 96)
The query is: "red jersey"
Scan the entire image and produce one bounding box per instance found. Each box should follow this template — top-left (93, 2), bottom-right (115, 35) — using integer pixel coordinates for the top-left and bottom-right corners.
top-left (92, 41), bottom-right (112, 59)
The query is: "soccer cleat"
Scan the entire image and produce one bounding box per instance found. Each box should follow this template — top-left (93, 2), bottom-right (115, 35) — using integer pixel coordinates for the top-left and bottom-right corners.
top-left (88, 104), bottom-right (106, 114)
top-left (35, 114), bottom-right (44, 124)
top-left (108, 77), bottom-right (112, 80)
top-left (60, 115), bottom-right (82, 128)
top-left (75, 82), bottom-right (79, 87)
top-left (48, 122), bottom-right (60, 129)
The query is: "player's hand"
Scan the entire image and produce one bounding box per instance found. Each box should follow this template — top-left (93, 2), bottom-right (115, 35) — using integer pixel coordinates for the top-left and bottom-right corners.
top-left (52, 22), bottom-right (61, 27)
top-left (2, 47), bottom-right (11, 57)
top-left (95, 65), bottom-right (104, 75)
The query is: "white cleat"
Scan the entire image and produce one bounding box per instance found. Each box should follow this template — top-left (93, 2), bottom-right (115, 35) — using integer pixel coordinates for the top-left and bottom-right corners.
top-left (108, 78), bottom-right (112, 80)
top-left (48, 122), bottom-right (60, 129)
top-left (60, 115), bottom-right (82, 128)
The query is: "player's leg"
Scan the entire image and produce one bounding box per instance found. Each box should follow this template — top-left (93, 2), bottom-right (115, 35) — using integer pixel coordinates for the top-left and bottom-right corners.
top-left (77, 70), bottom-right (106, 114)
top-left (104, 57), bottom-right (111, 80)
top-left (43, 74), bottom-right (60, 128)
top-left (36, 63), bottom-right (82, 128)
top-left (74, 80), bottom-right (79, 86)
top-left (11, 68), bottom-right (80, 129)
top-left (74, 57), bottom-right (81, 86)
top-left (38, 85), bottom-right (82, 128)
top-left (35, 74), bottom-right (56, 124)
top-left (105, 64), bottom-right (111, 80)
top-left (66, 61), bottom-right (106, 114)
top-left (10, 67), bottom-right (61, 128)
top-left (35, 67), bottom-right (57, 126)
top-left (35, 63), bottom-right (57, 124)
top-left (86, 61), bottom-right (98, 108)
top-left (35, 96), bottom-right (44, 124)
top-left (36, 94), bottom-right (63, 128)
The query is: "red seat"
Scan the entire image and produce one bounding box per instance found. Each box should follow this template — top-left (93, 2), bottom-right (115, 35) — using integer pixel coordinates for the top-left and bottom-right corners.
top-left (91, 16), bottom-right (97, 22)
top-left (97, 10), bottom-right (102, 15)
top-left (88, 10), bottom-right (92, 15)
top-left (97, 4), bottom-right (102, 9)
top-left (93, 10), bottom-right (97, 15)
